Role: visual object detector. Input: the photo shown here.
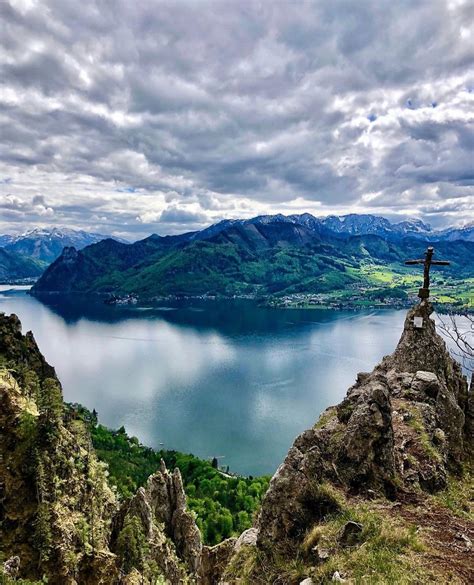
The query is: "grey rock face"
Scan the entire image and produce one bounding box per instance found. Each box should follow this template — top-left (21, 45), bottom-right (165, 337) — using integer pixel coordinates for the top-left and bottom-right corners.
top-left (199, 538), bottom-right (237, 585)
top-left (234, 528), bottom-right (258, 552)
top-left (336, 376), bottom-right (395, 492)
top-left (112, 460), bottom-right (202, 583)
top-left (339, 521), bottom-right (363, 547)
top-left (256, 302), bottom-right (471, 556)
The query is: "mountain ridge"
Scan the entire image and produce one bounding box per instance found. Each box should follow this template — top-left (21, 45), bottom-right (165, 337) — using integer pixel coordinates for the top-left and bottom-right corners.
top-left (32, 214), bottom-right (474, 307)
top-left (0, 227), bottom-right (128, 265)
top-left (0, 248), bottom-right (46, 282)
top-left (181, 213), bottom-right (474, 243)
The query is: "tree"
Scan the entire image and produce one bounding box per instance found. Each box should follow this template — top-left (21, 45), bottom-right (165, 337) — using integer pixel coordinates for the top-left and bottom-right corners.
top-left (34, 502), bottom-right (53, 563)
top-left (38, 378), bottom-right (63, 424)
top-left (437, 312), bottom-right (473, 381)
top-left (115, 515), bottom-right (148, 574)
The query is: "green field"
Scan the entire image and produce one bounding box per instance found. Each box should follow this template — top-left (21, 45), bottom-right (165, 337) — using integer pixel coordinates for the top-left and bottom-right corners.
top-left (270, 263), bottom-right (472, 311)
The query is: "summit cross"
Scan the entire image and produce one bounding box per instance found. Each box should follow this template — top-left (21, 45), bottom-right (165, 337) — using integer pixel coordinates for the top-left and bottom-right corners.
top-left (405, 246), bottom-right (450, 299)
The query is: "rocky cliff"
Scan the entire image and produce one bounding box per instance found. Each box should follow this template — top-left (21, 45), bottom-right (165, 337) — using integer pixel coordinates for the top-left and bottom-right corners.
top-left (1, 302), bottom-right (473, 584)
top-left (0, 313), bottom-right (202, 584)
top-left (220, 301), bottom-right (473, 583)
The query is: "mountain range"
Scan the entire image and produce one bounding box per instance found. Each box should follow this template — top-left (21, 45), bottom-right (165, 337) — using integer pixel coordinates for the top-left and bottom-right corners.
top-left (0, 227), bottom-right (127, 264)
top-left (183, 213), bottom-right (474, 244)
top-left (32, 213), bottom-right (474, 302)
top-left (0, 227), bottom-right (128, 281)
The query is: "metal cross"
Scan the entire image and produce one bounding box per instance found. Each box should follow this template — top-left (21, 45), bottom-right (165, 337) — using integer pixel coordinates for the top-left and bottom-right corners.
top-left (405, 246), bottom-right (450, 299)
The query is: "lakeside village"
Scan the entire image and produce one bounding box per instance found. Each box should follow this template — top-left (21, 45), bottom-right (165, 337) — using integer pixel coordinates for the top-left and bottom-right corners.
top-left (2, 277), bottom-right (470, 313)
top-left (102, 283), bottom-right (472, 313)
top-left (269, 277), bottom-right (473, 312)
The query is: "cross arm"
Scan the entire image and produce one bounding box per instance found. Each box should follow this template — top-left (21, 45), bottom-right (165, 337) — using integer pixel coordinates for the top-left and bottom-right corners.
top-left (405, 259), bottom-right (424, 265)
top-left (431, 261), bottom-right (450, 266)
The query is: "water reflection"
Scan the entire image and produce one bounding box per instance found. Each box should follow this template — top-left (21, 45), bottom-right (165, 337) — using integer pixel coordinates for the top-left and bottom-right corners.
top-left (1, 289), bottom-right (457, 476)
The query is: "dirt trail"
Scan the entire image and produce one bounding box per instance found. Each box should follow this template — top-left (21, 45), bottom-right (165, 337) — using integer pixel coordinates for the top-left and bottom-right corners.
top-left (386, 494), bottom-right (474, 584)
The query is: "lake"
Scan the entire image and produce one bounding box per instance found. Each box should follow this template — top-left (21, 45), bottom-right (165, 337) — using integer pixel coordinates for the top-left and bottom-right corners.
top-left (0, 287), bottom-right (410, 476)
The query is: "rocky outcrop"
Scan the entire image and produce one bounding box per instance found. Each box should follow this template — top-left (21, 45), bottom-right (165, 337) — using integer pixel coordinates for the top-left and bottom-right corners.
top-left (255, 301), bottom-right (472, 556)
top-left (0, 312), bottom-right (202, 584)
top-left (0, 365), bottom-right (118, 584)
top-left (0, 312), bottom-right (56, 381)
top-left (199, 538), bottom-right (237, 585)
top-left (111, 461), bottom-right (202, 583)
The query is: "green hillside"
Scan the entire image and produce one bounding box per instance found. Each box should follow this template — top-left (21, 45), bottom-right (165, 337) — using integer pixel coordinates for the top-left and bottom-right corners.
top-left (70, 404), bottom-right (270, 546)
top-left (0, 248), bottom-right (47, 282)
top-left (32, 222), bottom-right (474, 308)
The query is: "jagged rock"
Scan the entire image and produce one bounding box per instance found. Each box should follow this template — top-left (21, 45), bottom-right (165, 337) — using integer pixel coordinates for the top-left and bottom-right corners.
top-left (0, 313), bottom-right (56, 381)
top-left (0, 313), bottom-right (200, 585)
top-left (201, 529), bottom-right (259, 584)
top-left (256, 301), bottom-right (471, 558)
top-left (336, 376), bottom-right (395, 492)
top-left (234, 528), bottom-right (258, 551)
top-left (256, 429), bottom-right (331, 551)
top-left (356, 372), bottom-right (371, 384)
top-left (332, 571), bottom-right (346, 582)
top-left (385, 302), bottom-right (469, 458)
top-left (199, 538), bottom-right (237, 585)
top-left (0, 328), bottom-right (118, 583)
top-left (111, 460), bottom-right (202, 583)
top-left (299, 578), bottom-right (315, 585)
top-left (339, 521), bottom-right (363, 547)
top-left (411, 371), bottom-right (441, 398)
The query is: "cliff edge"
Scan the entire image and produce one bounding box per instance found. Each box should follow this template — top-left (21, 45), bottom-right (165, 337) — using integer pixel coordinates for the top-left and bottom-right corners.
top-left (0, 313), bottom-right (202, 584)
top-left (1, 302), bottom-right (473, 584)
top-left (220, 301), bottom-right (473, 583)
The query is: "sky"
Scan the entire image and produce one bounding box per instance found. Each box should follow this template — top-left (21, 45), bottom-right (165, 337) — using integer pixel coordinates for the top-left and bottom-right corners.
top-left (1, 0), bottom-right (473, 239)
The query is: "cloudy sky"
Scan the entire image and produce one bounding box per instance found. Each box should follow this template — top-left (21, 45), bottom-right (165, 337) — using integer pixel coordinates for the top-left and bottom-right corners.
top-left (1, 0), bottom-right (473, 239)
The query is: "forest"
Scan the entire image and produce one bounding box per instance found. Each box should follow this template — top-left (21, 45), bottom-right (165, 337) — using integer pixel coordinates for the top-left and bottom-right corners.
top-left (72, 405), bottom-right (270, 545)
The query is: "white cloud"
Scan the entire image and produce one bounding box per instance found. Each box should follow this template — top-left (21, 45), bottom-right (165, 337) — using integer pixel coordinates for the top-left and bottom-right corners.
top-left (0, 0), bottom-right (472, 238)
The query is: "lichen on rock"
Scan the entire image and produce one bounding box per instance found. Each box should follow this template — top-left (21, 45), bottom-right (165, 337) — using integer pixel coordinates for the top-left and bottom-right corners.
top-left (110, 461), bottom-right (202, 583)
top-left (249, 301), bottom-right (473, 581)
top-left (0, 312), bottom-right (203, 584)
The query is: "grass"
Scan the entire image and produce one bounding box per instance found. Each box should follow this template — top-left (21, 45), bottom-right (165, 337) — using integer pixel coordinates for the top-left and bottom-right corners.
top-left (223, 484), bottom-right (442, 584)
top-left (223, 545), bottom-right (261, 583)
top-left (398, 403), bottom-right (443, 463)
top-left (313, 407), bottom-right (337, 429)
top-left (306, 510), bottom-right (425, 583)
top-left (302, 502), bottom-right (436, 584)
top-left (433, 468), bottom-right (474, 520)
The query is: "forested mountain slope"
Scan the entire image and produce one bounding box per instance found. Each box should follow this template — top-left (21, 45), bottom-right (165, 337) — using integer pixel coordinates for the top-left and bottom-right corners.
top-left (0, 248), bottom-right (46, 281)
top-left (32, 218), bottom-right (474, 301)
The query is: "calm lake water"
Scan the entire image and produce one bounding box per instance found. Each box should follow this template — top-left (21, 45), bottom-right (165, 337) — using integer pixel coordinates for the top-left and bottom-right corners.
top-left (0, 287), bottom-right (410, 476)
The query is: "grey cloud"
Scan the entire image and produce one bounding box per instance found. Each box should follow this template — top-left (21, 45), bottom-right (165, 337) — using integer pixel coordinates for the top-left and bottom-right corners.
top-left (0, 0), bottom-right (472, 237)
top-left (160, 207), bottom-right (208, 224)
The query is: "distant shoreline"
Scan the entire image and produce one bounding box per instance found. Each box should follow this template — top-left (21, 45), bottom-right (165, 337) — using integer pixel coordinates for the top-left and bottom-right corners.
top-left (20, 286), bottom-right (473, 315)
